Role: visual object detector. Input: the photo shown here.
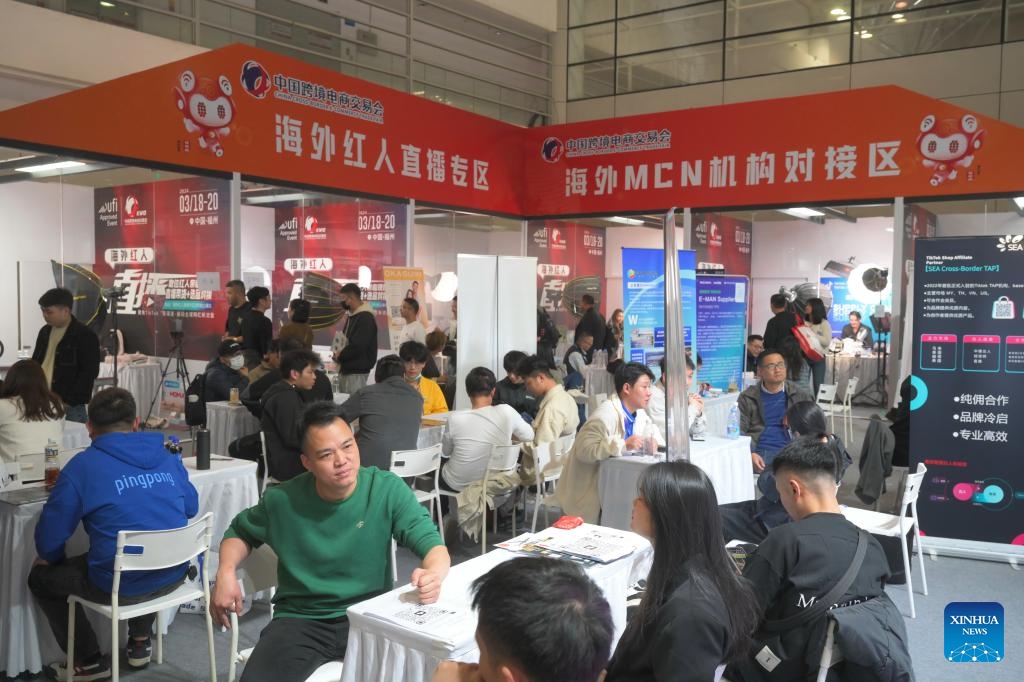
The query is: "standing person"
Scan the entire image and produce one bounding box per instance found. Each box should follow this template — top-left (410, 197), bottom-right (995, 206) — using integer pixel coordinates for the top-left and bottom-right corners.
top-left (0, 360), bottom-right (65, 473)
top-left (32, 287), bottom-right (100, 424)
top-left (223, 280), bottom-right (250, 343)
top-left (211, 402), bottom-right (450, 682)
top-left (261, 349), bottom-right (321, 482)
top-left (28, 388), bottom-right (199, 680)
top-left (604, 308), bottom-right (624, 358)
top-left (240, 286), bottom-right (273, 364)
top-left (337, 355), bottom-right (423, 470)
top-left (398, 297), bottom-right (427, 345)
top-left (279, 299), bottom-right (314, 349)
top-left (605, 462), bottom-right (759, 682)
top-left (574, 294), bottom-right (606, 359)
top-left (517, 355), bottom-right (580, 485)
top-left (778, 335), bottom-right (812, 395)
top-left (554, 362), bottom-right (664, 523)
top-left (745, 334), bottom-right (764, 373)
top-left (536, 307), bottom-right (559, 369)
top-left (334, 283), bottom-right (379, 394)
top-left (803, 297), bottom-right (832, 394)
top-left (841, 310), bottom-right (875, 349)
top-left (762, 293), bottom-right (799, 352)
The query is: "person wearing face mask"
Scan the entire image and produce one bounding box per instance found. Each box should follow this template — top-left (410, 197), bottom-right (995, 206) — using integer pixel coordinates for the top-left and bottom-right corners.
top-left (204, 340), bottom-right (250, 403)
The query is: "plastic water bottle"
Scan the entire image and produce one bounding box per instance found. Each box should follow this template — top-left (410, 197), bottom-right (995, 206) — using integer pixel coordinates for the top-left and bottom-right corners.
top-left (726, 404), bottom-right (741, 439)
top-left (44, 439), bottom-right (60, 490)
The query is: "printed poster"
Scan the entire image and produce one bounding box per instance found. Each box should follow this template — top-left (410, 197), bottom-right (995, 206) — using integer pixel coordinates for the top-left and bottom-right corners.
top-left (383, 266), bottom-right (426, 352)
top-left (621, 248), bottom-right (698, 371)
top-left (696, 276), bottom-right (749, 390)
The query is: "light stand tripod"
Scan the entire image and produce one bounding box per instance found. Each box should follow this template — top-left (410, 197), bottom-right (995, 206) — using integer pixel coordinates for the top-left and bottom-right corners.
top-left (853, 328), bottom-right (889, 407)
top-left (143, 330), bottom-right (191, 428)
top-left (103, 286), bottom-right (129, 388)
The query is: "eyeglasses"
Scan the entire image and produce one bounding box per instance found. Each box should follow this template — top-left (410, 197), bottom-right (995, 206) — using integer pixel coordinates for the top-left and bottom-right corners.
top-left (761, 362), bottom-right (786, 371)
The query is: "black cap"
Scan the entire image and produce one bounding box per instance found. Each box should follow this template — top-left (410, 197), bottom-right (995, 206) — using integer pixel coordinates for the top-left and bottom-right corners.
top-left (218, 340), bottom-right (242, 356)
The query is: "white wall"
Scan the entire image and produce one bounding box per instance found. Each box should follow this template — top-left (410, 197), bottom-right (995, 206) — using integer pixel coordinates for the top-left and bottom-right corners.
top-left (0, 180), bottom-right (94, 358)
top-left (749, 217), bottom-right (894, 336)
top-left (603, 224), bottom-right (687, 315)
top-left (935, 211), bottom-right (1024, 237)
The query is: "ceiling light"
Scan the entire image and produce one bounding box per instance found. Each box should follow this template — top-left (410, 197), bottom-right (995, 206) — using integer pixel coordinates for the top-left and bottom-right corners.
top-left (885, 227), bottom-right (895, 232)
top-left (100, 1), bottom-right (115, 6)
top-left (829, 8), bottom-right (847, 15)
top-left (357, 265), bottom-right (372, 289)
top-left (607, 216), bottom-right (645, 225)
top-left (860, 31), bottom-right (873, 38)
top-left (243, 192), bottom-right (308, 204)
top-left (836, 13), bottom-right (850, 21)
top-left (432, 271), bottom-right (458, 302)
top-left (894, 17), bottom-right (906, 23)
top-left (412, 90), bottom-right (425, 96)
top-left (779, 207), bottom-right (825, 219)
top-left (892, 13), bottom-right (904, 19)
top-left (14, 160), bottom-right (85, 173)
top-left (1012, 196), bottom-right (1024, 210)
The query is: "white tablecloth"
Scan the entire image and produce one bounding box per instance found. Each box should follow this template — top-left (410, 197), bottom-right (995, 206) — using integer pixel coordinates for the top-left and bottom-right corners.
top-left (826, 354), bottom-right (883, 404)
top-left (598, 436), bottom-right (754, 531)
top-left (98, 361), bottom-right (162, 419)
top-left (702, 393), bottom-right (740, 437)
top-left (0, 456), bottom-right (258, 676)
top-left (341, 528), bottom-right (652, 682)
top-left (206, 401), bottom-right (261, 456)
top-left (581, 365), bottom-right (614, 399)
top-left (61, 422), bottom-right (91, 451)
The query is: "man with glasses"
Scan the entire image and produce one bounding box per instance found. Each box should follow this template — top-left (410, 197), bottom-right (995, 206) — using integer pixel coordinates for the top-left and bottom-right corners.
top-left (720, 350), bottom-right (812, 543)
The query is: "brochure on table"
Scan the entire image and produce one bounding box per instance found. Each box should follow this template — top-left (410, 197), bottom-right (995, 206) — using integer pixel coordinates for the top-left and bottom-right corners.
top-left (911, 235), bottom-right (1024, 556)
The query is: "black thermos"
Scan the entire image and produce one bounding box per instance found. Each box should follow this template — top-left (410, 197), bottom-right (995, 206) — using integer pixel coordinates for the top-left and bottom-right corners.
top-left (196, 428), bottom-right (211, 470)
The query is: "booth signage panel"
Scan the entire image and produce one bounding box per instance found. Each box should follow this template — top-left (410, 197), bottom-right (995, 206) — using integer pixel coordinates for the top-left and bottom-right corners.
top-left (621, 248), bottom-right (698, 371)
top-left (692, 213), bottom-right (752, 277)
top-left (911, 235), bottom-right (1024, 546)
top-left (696, 275), bottom-right (749, 390)
top-left (527, 221), bottom-right (606, 330)
top-left (820, 276), bottom-right (892, 340)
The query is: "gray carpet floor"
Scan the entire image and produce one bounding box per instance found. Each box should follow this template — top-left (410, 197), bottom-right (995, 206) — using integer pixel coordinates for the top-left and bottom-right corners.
top-left (9, 406), bottom-right (1022, 680)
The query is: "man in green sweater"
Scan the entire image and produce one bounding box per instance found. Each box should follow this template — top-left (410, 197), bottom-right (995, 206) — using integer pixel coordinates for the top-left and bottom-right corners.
top-left (211, 401), bottom-right (450, 682)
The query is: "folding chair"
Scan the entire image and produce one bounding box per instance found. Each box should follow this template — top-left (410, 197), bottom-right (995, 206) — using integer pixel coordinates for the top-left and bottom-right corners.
top-left (257, 432), bottom-right (280, 496)
top-left (841, 463), bottom-right (929, 618)
top-left (815, 384), bottom-right (839, 434)
top-left (832, 376), bottom-right (859, 444)
top-left (522, 441), bottom-right (564, 532)
top-left (67, 512), bottom-right (217, 682)
top-left (439, 444), bottom-right (521, 555)
top-left (228, 545), bottom-right (343, 682)
top-left (389, 443), bottom-right (444, 581)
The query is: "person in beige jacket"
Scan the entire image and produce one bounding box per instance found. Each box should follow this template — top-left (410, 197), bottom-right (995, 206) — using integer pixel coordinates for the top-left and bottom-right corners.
top-left (554, 362), bottom-right (664, 523)
top-left (517, 356), bottom-right (580, 484)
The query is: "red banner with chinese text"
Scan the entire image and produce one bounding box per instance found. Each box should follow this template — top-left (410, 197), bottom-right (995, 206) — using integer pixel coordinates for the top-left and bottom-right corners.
top-left (692, 213), bottom-right (752, 277)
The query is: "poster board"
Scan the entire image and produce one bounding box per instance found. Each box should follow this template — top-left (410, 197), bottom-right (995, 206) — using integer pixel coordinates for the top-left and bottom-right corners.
top-left (621, 248), bottom-right (698, 371)
top-left (696, 275), bottom-right (749, 390)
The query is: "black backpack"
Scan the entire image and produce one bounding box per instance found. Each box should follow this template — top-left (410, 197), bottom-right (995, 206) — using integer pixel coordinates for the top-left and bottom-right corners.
top-left (184, 373), bottom-right (207, 427)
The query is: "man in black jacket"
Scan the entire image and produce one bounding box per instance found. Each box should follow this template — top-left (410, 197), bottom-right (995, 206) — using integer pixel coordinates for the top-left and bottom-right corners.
top-left (334, 283), bottom-right (379, 394)
top-left (762, 293), bottom-right (798, 352)
top-left (32, 288), bottom-right (101, 423)
top-left (492, 350), bottom-right (537, 418)
top-left (204, 341), bottom-right (250, 402)
top-left (261, 349), bottom-right (320, 481)
top-left (240, 286), bottom-right (273, 365)
top-left (573, 294), bottom-right (606, 359)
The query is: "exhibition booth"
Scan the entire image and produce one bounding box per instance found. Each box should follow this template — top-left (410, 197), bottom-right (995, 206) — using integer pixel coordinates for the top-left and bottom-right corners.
top-left (1, 43), bottom-right (1024, 563)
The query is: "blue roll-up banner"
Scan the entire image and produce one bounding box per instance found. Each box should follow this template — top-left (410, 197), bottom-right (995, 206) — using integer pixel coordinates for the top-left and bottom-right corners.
top-left (621, 248), bottom-right (698, 373)
top-left (696, 275), bottom-right (749, 390)
top-left (912, 235), bottom-right (1024, 549)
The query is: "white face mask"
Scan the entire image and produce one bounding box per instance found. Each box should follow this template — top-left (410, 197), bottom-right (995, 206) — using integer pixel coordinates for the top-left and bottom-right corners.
top-left (229, 355), bottom-right (245, 370)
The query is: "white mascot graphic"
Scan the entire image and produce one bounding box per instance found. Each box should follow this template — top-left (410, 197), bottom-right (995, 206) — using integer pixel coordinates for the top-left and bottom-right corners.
top-left (916, 114), bottom-right (984, 186)
top-left (174, 70), bottom-right (236, 157)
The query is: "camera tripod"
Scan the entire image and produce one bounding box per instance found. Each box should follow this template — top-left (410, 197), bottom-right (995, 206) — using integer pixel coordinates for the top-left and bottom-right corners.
top-left (143, 331), bottom-right (191, 428)
top-left (853, 330), bottom-right (889, 407)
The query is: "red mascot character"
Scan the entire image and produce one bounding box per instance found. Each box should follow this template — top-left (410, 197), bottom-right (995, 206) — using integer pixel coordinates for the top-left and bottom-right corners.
top-left (916, 113), bottom-right (984, 186)
top-left (174, 70), bottom-right (236, 157)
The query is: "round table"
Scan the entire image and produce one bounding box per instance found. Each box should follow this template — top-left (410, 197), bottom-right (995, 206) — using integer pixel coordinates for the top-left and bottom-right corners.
top-left (206, 401), bottom-right (261, 456)
top-left (826, 354), bottom-right (883, 404)
top-left (98, 361), bottom-right (162, 419)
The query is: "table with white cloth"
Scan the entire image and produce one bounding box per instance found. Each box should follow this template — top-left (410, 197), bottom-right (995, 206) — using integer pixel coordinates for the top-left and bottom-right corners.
top-left (206, 401), bottom-right (261, 456)
top-left (581, 365), bottom-right (614, 398)
top-left (341, 527), bottom-right (652, 682)
top-left (825, 354), bottom-right (882, 403)
top-left (61, 422), bottom-right (91, 451)
top-left (701, 393), bottom-right (740, 437)
top-left (0, 456), bottom-right (258, 677)
top-left (598, 436), bottom-right (754, 531)
top-left (97, 361), bottom-right (162, 419)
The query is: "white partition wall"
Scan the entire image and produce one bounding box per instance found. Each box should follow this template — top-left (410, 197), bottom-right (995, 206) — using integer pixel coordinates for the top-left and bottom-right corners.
top-left (455, 254), bottom-right (537, 411)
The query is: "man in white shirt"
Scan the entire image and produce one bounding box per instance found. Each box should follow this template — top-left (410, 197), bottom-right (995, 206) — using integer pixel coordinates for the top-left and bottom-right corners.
top-left (647, 355), bottom-right (706, 439)
top-left (554, 362), bottom-right (664, 523)
top-left (398, 297), bottom-right (427, 346)
top-left (441, 367), bottom-right (534, 492)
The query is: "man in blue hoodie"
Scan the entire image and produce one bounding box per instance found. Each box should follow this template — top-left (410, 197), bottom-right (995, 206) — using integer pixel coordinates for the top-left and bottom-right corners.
top-left (29, 388), bottom-right (199, 681)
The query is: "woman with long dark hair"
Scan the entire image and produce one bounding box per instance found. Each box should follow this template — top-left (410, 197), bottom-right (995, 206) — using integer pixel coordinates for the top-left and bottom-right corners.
top-left (605, 461), bottom-right (759, 681)
top-left (785, 400), bottom-right (852, 481)
top-left (0, 359), bottom-right (66, 468)
top-left (802, 297), bottom-right (831, 394)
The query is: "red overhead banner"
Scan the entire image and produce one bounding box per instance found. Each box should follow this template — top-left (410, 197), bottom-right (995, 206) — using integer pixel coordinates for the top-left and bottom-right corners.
top-left (1, 45), bottom-right (1024, 216)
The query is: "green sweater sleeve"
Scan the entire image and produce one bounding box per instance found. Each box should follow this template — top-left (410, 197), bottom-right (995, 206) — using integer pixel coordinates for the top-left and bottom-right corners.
top-left (223, 497), bottom-right (269, 550)
top-left (384, 472), bottom-right (444, 558)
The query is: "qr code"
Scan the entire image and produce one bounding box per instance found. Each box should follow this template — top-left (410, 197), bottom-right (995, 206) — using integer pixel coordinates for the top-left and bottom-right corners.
top-left (392, 605), bottom-right (458, 626)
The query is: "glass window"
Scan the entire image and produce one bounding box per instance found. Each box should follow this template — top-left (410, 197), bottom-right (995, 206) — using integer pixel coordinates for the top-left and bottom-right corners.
top-left (568, 60), bottom-right (616, 99)
top-left (727, 0), bottom-right (850, 38)
top-left (856, 0), bottom-right (960, 18)
top-left (618, 0), bottom-right (716, 18)
top-left (725, 23), bottom-right (850, 79)
top-left (618, 43), bottom-right (723, 92)
top-left (569, 22), bottom-right (616, 63)
top-left (853, 0), bottom-right (1002, 61)
top-left (617, 4), bottom-right (723, 56)
top-left (1009, 0), bottom-right (1024, 41)
top-left (570, 0), bottom-right (615, 26)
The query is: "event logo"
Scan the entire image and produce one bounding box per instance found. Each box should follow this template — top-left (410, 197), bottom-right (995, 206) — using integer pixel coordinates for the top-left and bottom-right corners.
top-left (302, 214), bottom-right (327, 241)
top-left (549, 227), bottom-right (567, 250)
top-left (916, 114), bottom-right (984, 187)
top-left (304, 216), bottom-right (318, 233)
top-left (124, 195), bottom-right (140, 218)
top-left (945, 602), bottom-right (1003, 662)
top-left (627, 269), bottom-right (637, 280)
top-left (174, 70), bottom-right (236, 158)
top-left (97, 196), bottom-right (119, 228)
top-left (996, 235), bottom-right (1023, 252)
top-left (122, 195), bottom-right (148, 226)
top-left (531, 228), bottom-right (548, 248)
top-left (239, 60), bottom-right (272, 99)
top-left (541, 137), bottom-right (564, 163)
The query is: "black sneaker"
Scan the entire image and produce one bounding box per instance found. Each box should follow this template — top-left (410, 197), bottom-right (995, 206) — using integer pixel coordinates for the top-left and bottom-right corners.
top-left (48, 655), bottom-right (111, 681)
top-left (126, 637), bottom-right (152, 669)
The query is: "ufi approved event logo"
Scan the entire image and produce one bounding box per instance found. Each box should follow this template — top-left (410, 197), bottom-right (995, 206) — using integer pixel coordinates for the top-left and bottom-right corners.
top-left (944, 602), bottom-right (1003, 662)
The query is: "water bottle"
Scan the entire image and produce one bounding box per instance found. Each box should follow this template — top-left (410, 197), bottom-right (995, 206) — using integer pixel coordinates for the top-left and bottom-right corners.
top-left (195, 428), bottom-right (211, 470)
top-left (726, 404), bottom-right (741, 439)
top-left (44, 439), bottom-right (60, 490)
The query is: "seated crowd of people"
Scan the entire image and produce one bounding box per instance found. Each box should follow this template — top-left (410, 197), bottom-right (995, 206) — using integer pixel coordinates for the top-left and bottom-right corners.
top-left (16, 288), bottom-right (912, 682)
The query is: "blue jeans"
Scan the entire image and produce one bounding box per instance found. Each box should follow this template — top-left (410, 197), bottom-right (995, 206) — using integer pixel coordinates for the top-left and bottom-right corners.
top-left (65, 404), bottom-right (88, 423)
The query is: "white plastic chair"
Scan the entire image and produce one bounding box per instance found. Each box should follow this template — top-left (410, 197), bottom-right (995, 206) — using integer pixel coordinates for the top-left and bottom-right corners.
top-left (841, 463), bottom-right (929, 618)
top-left (228, 545), bottom-right (343, 682)
top-left (258, 432), bottom-right (280, 497)
top-left (815, 384), bottom-right (839, 435)
top-left (389, 443), bottom-right (444, 581)
top-left (522, 441), bottom-right (564, 532)
top-left (67, 512), bottom-right (217, 682)
top-left (439, 444), bottom-right (521, 555)
top-left (831, 376), bottom-right (859, 443)
top-left (815, 619), bottom-right (843, 682)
